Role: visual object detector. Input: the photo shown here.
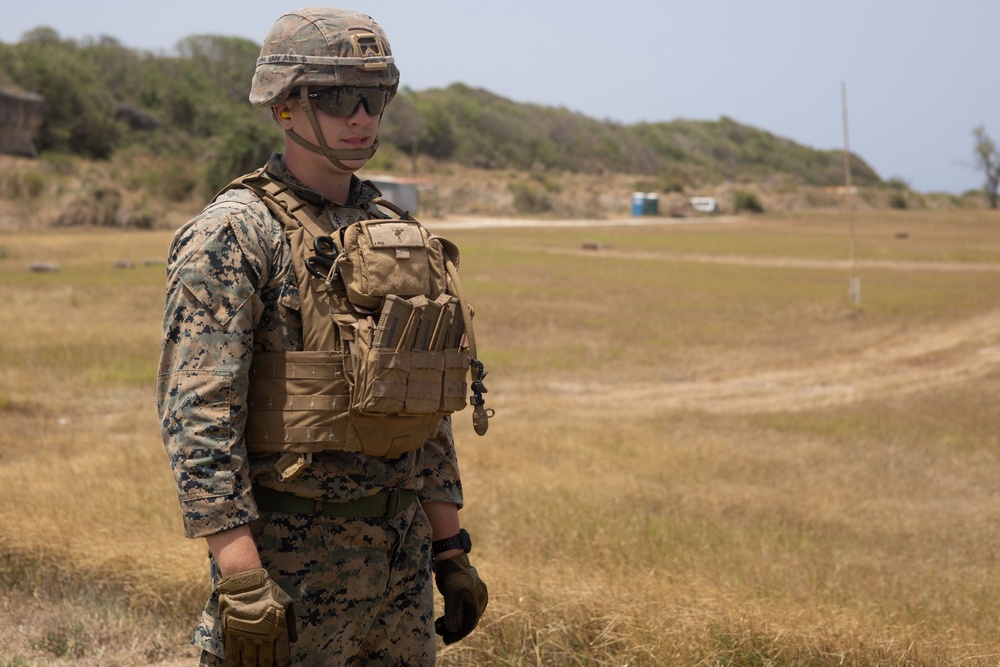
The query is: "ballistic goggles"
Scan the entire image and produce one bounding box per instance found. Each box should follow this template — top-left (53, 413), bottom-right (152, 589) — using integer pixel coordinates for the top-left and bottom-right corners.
top-left (302, 86), bottom-right (391, 117)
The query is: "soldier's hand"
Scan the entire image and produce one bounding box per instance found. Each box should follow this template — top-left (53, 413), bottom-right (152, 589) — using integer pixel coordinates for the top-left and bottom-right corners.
top-left (433, 554), bottom-right (488, 644)
top-left (216, 568), bottom-right (298, 667)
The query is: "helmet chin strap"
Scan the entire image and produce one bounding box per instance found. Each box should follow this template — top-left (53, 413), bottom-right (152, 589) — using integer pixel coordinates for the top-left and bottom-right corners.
top-left (289, 85), bottom-right (379, 172)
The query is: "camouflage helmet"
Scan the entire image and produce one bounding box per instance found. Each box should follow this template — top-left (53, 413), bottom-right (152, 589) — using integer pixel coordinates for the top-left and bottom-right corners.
top-left (250, 7), bottom-right (399, 108)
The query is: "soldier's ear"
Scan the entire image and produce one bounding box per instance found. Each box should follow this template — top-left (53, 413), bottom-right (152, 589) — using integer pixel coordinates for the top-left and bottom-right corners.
top-left (273, 106), bottom-right (293, 126)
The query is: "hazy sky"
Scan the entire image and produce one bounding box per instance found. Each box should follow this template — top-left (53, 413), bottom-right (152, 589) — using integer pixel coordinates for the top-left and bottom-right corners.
top-left (2, 1), bottom-right (997, 194)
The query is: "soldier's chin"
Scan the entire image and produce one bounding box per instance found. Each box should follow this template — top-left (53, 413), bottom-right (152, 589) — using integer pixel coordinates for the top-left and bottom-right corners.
top-left (338, 156), bottom-right (369, 172)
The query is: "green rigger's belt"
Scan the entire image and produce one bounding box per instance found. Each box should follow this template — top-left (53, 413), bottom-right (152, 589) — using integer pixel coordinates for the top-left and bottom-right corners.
top-left (253, 484), bottom-right (417, 519)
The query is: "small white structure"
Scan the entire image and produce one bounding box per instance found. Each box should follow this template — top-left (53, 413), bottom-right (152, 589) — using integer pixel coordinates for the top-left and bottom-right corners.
top-left (364, 175), bottom-right (432, 216)
top-left (689, 196), bottom-right (718, 214)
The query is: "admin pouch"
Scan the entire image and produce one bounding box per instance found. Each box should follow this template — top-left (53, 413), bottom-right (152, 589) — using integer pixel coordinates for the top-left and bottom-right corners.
top-left (335, 215), bottom-right (448, 312)
top-left (226, 169), bottom-right (491, 464)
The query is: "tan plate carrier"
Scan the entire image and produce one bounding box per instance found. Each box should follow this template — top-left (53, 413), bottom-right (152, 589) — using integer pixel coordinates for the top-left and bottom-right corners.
top-left (224, 169), bottom-right (490, 473)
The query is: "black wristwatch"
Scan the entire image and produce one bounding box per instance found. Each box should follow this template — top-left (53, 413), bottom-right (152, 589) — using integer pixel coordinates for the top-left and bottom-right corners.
top-left (432, 528), bottom-right (472, 556)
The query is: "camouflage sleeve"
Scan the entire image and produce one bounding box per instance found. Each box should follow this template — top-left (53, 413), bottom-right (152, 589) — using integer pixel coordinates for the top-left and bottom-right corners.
top-left (156, 196), bottom-right (285, 539)
top-left (417, 415), bottom-right (464, 507)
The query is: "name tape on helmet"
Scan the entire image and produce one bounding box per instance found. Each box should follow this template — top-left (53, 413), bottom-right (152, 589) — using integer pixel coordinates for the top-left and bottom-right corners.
top-left (257, 54), bottom-right (395, 68)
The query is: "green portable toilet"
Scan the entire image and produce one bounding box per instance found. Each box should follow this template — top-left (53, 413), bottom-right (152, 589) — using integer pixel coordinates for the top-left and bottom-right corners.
top-left (643, 193), bottom-right (659, 215)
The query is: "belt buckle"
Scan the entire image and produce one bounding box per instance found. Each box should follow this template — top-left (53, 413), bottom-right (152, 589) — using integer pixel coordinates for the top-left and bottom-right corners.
top-left (383, 488), bottom-right (400, 517)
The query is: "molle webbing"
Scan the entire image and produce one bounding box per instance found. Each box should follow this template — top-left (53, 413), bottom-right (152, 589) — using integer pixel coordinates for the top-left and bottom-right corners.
top-left (245, 351), bottom-right (356, 454)
top-left (245, 348), bottom-right (442, 457)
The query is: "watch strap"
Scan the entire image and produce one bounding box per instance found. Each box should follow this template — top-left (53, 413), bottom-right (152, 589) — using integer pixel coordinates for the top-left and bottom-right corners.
top-left (432, 528), bottom-right (471, 555)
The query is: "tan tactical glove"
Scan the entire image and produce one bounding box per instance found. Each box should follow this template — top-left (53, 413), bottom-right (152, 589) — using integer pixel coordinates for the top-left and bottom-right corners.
top-left (216, 568), bottom-right (298, 667)
top-left (433, 554), bottom-right (489, 644)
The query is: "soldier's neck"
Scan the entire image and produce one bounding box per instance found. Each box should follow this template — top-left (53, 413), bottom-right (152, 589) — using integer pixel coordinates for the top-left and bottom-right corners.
top-left (283, 151), bottom-right (354, 205)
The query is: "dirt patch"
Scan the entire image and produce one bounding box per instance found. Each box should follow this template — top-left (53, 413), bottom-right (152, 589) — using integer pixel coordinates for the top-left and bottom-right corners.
top-left (520, 307), bottom-right (1000, 415)
top-left (542, 246), bottom-right (1000, 274)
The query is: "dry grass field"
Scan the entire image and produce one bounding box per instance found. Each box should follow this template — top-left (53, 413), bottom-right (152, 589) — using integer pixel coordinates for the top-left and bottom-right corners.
top-left (2, 208), bottom-right (1000, 666)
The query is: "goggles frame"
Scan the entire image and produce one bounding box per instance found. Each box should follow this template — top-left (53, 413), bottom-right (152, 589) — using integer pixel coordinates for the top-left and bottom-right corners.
top-left (303, 86), bottom-right (390, 117)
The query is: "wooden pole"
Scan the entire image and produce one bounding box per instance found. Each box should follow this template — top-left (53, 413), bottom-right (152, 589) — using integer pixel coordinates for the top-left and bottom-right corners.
top-left (842, 81), bottom-right (860, 307)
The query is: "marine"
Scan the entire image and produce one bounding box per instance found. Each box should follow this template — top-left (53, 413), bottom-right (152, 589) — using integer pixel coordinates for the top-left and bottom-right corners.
top-left (157, 8), bottom-right (489, 666)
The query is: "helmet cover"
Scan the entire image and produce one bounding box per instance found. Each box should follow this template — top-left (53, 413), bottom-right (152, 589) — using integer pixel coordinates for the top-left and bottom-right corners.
top-left (250, 7), bottom-right (399, 108)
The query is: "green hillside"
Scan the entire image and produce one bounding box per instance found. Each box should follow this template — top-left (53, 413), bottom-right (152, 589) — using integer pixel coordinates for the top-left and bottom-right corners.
top-left (0, 29), bottom-right (878, 198)
top-left (384, 84), bottom-right (878, 186)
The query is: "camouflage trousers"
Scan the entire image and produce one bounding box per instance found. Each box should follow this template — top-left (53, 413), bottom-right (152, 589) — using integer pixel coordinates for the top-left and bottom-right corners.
top-left (195, 499), bottom-right (435, 666)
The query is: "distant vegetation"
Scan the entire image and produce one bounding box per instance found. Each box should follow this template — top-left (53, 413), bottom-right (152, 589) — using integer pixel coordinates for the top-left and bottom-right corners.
top-left (0, 28), bottom-right (881, 199)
